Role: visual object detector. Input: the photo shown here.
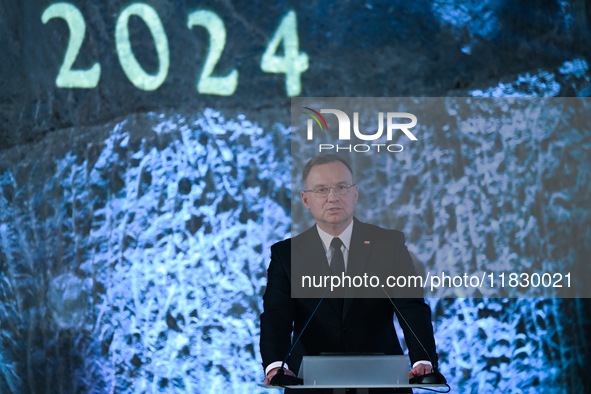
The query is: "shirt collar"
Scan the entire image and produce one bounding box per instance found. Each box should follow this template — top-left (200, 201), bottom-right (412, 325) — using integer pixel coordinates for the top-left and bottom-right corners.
top-left (316, 220), bottom-right (354, 253)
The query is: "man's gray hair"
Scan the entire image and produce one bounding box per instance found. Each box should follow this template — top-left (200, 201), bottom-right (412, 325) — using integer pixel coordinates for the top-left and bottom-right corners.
top-left (302, 154), bottom-right (353, 187)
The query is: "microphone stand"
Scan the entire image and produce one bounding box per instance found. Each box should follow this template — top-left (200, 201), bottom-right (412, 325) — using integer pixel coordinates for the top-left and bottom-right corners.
top-left (381, 286), bottom-right (447, 386)
top-left (269, 287), bottom-right (330, 386)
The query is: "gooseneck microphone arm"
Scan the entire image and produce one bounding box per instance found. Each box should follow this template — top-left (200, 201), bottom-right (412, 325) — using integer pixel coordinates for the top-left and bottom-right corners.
top-left (380, 286), bottom-right (449, 390)
top-left (381, 287), bottom-right (436, 367)
top-left (269, 287), bottom-right (330, 386)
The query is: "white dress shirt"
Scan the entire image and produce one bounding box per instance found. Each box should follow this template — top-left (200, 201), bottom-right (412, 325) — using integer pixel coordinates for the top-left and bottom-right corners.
top-left (316, 220), bottom-right (354, 272)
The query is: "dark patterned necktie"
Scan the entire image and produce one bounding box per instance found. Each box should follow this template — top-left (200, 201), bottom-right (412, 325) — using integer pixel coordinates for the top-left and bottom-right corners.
top-left (330, 237), bottom-right (345, 311)
top-left (330, 237), bottom-right (345, 276)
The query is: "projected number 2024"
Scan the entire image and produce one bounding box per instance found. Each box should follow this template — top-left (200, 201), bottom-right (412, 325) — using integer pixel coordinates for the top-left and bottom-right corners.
top-left (41, 2), bottom-right (308, 96)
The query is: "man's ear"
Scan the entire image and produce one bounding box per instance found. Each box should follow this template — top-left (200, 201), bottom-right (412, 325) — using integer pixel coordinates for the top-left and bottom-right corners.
top-left (354, 185), bottom-right (358, 204)
top-left (301, 190), bottom-right (311, 210)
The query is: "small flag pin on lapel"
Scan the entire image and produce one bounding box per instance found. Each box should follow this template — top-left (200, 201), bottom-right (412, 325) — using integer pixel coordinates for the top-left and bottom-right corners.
top-left (364, 241), bottom-right (370, 244)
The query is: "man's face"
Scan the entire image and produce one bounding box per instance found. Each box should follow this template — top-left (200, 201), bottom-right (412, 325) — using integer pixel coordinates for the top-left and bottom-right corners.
top-left (300, 161), bottom-right (358, 235)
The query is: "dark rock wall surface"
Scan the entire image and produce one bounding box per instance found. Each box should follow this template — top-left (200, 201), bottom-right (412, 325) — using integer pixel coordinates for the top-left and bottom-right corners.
top-left (1, 0), bottom-right (591, 149)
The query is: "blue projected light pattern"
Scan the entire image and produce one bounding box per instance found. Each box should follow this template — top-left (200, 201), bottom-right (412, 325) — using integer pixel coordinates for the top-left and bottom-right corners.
top-left (0, 107), bottom-right (589, 393)
top-left (291, 97), bottom-right (591, 299)
top-left (89, 113), bottom-right (290, 392)
top-left (0, 60), bottom-right (590, 393)
top-left (0, 110), bottom-right (290, 393)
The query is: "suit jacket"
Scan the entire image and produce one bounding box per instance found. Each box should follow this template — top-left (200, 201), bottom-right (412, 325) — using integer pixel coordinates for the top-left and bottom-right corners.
top-left (260, 218), bottom-right (438, 375)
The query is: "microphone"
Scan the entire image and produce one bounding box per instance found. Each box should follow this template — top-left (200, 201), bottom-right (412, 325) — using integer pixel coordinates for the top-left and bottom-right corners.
top-left (380, 287), bottom-right (448, 386)
top-left (269, 287), bottom-right (330, 386)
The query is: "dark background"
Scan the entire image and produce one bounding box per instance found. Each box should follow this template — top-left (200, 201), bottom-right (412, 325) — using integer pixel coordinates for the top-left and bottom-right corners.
top-left (2, 0), bottom-right (591, 149)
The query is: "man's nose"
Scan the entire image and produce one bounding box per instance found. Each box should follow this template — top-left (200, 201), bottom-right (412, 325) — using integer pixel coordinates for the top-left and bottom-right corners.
top-left (327, 187), bottom-right (339, 201)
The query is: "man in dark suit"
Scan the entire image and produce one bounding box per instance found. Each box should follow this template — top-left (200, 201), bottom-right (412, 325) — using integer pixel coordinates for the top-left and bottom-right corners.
top-left (260, 154), bottom-right (438, 391)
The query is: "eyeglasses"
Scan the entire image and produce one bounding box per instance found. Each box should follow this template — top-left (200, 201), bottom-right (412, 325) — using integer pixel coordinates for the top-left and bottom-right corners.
top-left (303, 184), bottom-right (356, 196)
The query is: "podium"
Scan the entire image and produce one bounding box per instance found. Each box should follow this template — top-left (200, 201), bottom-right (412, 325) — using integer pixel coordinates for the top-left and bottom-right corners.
top-left (260, 355), bottom-right (447, 393)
